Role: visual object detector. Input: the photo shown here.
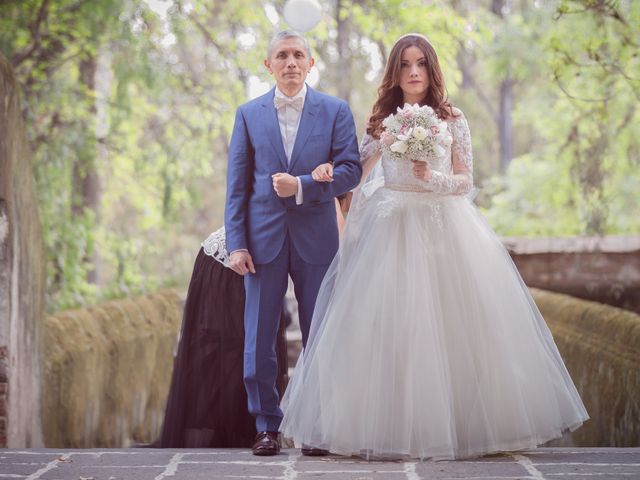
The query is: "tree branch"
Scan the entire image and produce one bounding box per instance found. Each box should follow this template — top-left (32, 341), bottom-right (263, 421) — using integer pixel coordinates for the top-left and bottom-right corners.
top-left (552, 71), bottom-right (615, 103)
top-left (185, 10), bottom-right (225, 55)
top-left (11, 0), bottom-right (50, 67)
top-left (456, 42), bottom-right (498, 123)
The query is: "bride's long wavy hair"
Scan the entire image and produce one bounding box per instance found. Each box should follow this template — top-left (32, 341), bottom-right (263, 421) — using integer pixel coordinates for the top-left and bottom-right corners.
top-left (367, 35), bottom-right (455, 138)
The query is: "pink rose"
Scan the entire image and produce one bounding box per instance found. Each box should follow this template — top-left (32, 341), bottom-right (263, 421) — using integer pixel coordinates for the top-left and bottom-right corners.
top-left (380, 132), bottom-right (395, 146)
top-left (430, 125), bottom-right (440, 135)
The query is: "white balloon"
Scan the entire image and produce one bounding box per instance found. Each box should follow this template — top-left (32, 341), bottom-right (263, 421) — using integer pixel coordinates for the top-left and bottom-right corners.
top-left (283, 0), bottom-right (322, 32)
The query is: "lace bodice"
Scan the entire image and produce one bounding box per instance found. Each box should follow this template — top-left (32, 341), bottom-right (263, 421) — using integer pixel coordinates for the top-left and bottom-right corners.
top-left (360, 108), bottom-right (473, 195)
top-left (201, 226), bottom-right (230, 267)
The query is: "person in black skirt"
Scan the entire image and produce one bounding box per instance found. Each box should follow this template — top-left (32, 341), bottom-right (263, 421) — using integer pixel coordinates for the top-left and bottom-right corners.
top-left (158, 185), bottom-right (346, 448)
top-left (158, 226), bottom-right (289, 447)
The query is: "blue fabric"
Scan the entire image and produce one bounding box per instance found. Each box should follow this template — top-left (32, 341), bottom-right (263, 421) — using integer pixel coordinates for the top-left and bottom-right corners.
top-left (243, 237), bottom-right (330, 432)
top-left (224, 85), bottom-right (362, 265)
top-left (225, 85), bottom-right (361, 432)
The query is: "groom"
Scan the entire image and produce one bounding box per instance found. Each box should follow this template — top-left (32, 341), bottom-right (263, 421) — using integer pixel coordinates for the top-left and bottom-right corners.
top-left (224, 31), bottom-right (362, 456)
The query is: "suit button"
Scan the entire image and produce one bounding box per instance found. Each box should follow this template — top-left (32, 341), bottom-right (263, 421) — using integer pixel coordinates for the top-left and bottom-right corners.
top-left (286, 207), bottom-right (294, 212)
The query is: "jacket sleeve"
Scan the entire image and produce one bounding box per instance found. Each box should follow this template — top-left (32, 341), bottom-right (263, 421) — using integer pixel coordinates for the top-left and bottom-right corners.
top-left (224, 108), bottom-right (254, 253)
top-left (298, 102), bottom-right (363, 203)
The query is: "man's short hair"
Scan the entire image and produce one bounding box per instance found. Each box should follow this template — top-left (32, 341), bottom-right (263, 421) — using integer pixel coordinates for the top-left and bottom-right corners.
top-left (267, 30), bottom-right (312, 59)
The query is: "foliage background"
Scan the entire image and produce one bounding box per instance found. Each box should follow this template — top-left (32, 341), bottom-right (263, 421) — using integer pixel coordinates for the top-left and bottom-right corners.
top-left (1, 0), bottom-right (638, 312)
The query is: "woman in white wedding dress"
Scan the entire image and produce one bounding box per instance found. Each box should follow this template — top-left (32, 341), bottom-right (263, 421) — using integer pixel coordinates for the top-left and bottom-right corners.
top-left (279, 33), bottom-right (589, 460)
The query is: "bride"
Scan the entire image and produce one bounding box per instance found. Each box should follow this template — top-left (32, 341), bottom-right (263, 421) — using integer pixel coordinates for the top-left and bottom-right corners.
top-left (279, 33), bottom-right (589, 460)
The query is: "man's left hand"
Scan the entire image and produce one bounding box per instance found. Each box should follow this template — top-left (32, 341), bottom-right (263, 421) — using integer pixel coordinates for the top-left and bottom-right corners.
top-left (272, 172), bottom-right (298, 198)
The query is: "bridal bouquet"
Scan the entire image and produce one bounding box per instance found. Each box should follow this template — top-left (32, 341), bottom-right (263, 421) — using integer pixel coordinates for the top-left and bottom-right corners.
top-left (380, 103), bottom-right (452, 162)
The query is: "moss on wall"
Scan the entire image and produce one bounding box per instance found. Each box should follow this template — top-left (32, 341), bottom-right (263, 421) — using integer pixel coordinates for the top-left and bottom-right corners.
top-left (41, 286), bottom-right (638, 448)
top-left (42, 289), bottom-right (182, 447)
top-left (533, 288), bottom-right (640, 447)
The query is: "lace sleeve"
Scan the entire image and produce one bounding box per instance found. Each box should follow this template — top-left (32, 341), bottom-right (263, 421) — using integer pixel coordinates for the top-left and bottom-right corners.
top-left (359, 133), bottom-right (382, 183)
top-left (424, 109), bottom-right (473, 195)
top-left (201, 226), bottom-right (230, 267)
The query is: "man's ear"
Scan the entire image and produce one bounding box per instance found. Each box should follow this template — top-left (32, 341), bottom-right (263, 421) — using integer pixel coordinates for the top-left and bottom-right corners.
top-left (309, 57), bottom-right (315, 68)
top-left (264, 58), bottom-right (272, 73)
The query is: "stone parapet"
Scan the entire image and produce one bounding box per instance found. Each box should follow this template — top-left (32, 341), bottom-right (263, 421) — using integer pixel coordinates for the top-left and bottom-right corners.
top-left (505, 236), bottom-right (640, 314)
top-left (533, 288), bottom-right (640, 447)
top-left (42, 289), bottom-right (182, 447)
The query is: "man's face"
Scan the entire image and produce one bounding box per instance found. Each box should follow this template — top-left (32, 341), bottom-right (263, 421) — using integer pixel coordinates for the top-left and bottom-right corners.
top-left (264, 37), bottom-right (314, 93)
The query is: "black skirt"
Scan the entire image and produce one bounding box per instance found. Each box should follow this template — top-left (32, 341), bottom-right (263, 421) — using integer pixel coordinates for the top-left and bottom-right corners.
top-left (158, 248), bottom-right (289, 447)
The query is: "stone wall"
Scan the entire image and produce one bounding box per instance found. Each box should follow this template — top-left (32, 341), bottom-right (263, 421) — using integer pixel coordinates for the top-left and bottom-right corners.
top-left (506, 236), bottom-right (640, 314)
top-left (40, 287), bottom-right (638, 448)
top-left (0, 53), bottom-right (45, 447)
top-left (533, 289), bottom-right (640, 447)
top-left (42, 289), bottom-right (182, 447)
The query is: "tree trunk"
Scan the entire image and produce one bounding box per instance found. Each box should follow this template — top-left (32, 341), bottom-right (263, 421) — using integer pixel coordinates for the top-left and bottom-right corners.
top-left (72, 55), bottom-right (101, 284)
top-left (336, 0), bottom-right (351, 102)
top-left (0, 52), bottom-right (45, 447)
top-left (498, 75), bottom-right (514, 171)
top-left (492, 0), bottom-right (514, 171)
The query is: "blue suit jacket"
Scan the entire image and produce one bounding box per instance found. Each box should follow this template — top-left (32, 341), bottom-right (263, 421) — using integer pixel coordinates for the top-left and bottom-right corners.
top-left (224, 86), bottom-right (362, 265)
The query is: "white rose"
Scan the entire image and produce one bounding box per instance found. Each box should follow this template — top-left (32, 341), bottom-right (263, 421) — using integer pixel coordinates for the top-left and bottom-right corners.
top-left (382, 114), bottom-right (395, 128)
top-left (390, 140), bottom-right (408, 154)
top-left (421, 105), bottom-right (434, 115)
top-left (385, 117), bottom-right (400, 131)
top-left (413, 126), bottom-right (428, 140)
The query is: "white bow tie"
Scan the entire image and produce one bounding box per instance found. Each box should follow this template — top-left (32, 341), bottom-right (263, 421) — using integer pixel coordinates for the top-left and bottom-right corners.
top-left (274, 95), bottom-right (304, 111)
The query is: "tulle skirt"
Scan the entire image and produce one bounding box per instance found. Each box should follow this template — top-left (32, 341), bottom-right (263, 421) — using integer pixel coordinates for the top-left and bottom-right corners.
top-left (158, 249), bottom-right (289, 448)
top-left (280, 187), bottom-right (588, 460)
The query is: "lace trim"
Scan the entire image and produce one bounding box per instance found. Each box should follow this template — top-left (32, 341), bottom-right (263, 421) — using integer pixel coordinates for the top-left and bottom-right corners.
top-left (201, 226), bottom-right (230, 267)
top-left (425, 170), bottom-right (473, 195)
top-left (449, 109), bottom-right (473, 172)
top-left (360, 133), bottom-right (381, 164)
top-left (385, 183), bottom-right (429, 192)
top-left (374, 189), bottom-right (445, 230)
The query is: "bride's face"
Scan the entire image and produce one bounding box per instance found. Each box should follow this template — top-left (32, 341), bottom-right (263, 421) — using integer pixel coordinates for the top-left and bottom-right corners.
top-left (399, 46), bottom-right (430, 104)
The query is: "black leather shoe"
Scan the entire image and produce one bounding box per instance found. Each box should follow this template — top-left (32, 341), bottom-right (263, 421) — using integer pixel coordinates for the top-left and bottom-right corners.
top-left (252, 431), bottom-right (280, 456)
top-left (301, 445), bottom-right (329, 456)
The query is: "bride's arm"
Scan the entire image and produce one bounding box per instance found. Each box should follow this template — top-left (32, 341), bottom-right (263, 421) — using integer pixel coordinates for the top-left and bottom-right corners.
top-left (424, 110), bottom-right (473, 195)
top-left (359, 134), bottom-right (382, 185)
top-left (335, 198), bottom-right (345, 234)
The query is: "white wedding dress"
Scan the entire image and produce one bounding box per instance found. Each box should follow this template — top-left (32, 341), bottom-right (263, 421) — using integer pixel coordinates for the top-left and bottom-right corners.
top-left (279, 108), bottom-right (589, 460)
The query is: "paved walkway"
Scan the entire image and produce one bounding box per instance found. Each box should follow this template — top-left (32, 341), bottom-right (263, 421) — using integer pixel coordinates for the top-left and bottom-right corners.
top-left (1, 448), bottom-right (639, 479)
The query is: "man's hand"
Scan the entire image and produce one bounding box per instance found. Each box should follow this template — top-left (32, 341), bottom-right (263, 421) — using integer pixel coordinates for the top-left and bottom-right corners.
top-left (272, 172), bottom-right (299, 197)
top-left (312, 163), bottom-right (333, 182)
top-left (229, 250), bottom-right (256, 276)
top-left (411, 160), bottom-right (432, 181)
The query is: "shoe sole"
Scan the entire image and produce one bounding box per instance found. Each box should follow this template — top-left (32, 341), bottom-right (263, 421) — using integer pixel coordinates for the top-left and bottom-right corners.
top-left (253, 450), bottom-right (280, 456)
top-left (301, 451), bottom-right (329, 457)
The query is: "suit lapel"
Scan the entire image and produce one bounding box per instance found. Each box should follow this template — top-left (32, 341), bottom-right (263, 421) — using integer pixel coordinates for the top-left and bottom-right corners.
top-left (261, 88), bottom-right (288, 169)
top-left (288, 86), bottom-right (319, 172)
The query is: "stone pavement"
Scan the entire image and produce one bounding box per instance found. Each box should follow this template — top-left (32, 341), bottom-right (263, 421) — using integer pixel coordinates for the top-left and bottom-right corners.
top-left (0, 448), bottom-right (639, 480)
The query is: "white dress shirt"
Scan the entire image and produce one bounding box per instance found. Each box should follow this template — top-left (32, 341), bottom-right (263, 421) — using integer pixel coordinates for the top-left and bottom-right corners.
top-left (274, 84), bottom-right (306, 205)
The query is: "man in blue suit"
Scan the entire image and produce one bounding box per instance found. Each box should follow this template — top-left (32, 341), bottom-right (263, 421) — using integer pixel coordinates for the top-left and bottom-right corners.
top-left (224, 31), bottom-right (362, 456)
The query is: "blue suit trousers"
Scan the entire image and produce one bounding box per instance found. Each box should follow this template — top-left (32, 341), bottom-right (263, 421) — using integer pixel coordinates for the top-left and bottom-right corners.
top-left (243, 235), bottom-right (330, 432)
